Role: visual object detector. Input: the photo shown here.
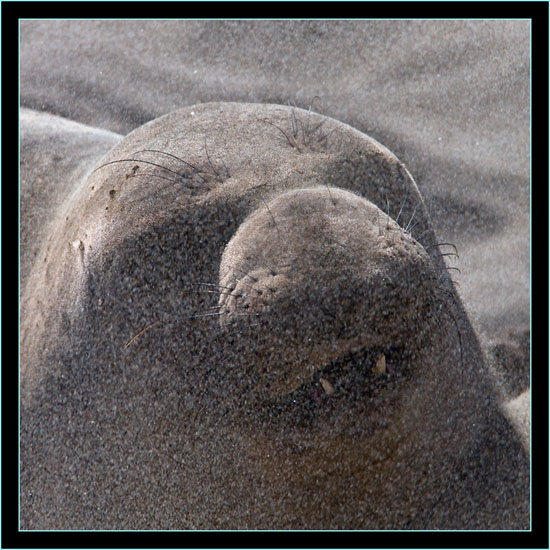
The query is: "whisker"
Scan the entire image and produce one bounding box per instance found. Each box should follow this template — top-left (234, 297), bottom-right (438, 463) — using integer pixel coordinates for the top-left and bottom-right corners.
top-left (224, 262), bottom-right (278, 294)
top-left (434, 266), bottom-right (461, 274)
top-left (226, 263), bottom-right (258, 283)
top-left (257, 190), bottom-right (281, 240)
top-left (261, 118), bottom-right (302, 152)
top-left (439, 275), bottom-right (461, 288)
top-left (315, 126), bottom-right (334, 143)
top-left (308, 95), bottom-right (321, 111)
top-left (195, 285), bottom-right (246, 299)
top-left (132, 149), bottom-right (207, 182)
top-left (207, 290), bottom-right (247, 298)
top-left (438, 304), bottom-right (464, 369)
top-left (306, 96), bottom-right (322, 139)
top-left (128, 173), bottom-right (206, 193)
top-left (326, 183), bottom-right (336, 206)
top-left (189, 311), bottom-right (227, 319)
top-left (437, 252), bottom-right (460, 260)
top-left (395, 187), bottom-right (409, 225)
top-left (404, 204), bottom-right (418, 233)
top-left (195, 282), bottom-right (234, 290)
top-left (415, 229), bottom-right (431, 243)
top-left (128, 171), bottom-right (182, 185)
top-left (203, 136), bottom-right (223, 183)
top-left (435, 286), bottom-right (455, 300)
top-left (298, 115), bottom-right (307, 145)
top-left (434, 288), bottom-right (462, 317)
top-left (92, 158), bottom-right (183, 178)
top-left (288, 99), bottom-right (299, 138)
top-left (124, 319), bottom-right (163, 349)
top-left (406, 218), bottom-right (422, 235)
top-left (219, 156), bottom-right (231, 179)
top-left (426, 242), bottom-right (459, 256)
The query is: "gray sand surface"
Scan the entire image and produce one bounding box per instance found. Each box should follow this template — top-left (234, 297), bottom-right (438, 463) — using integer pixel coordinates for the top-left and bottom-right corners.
top-left (20, 20), bottom-right (530, 530)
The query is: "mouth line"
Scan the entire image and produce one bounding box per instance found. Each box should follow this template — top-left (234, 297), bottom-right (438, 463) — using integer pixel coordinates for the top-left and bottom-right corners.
top-left (254, 343), bottom-right (415, 423)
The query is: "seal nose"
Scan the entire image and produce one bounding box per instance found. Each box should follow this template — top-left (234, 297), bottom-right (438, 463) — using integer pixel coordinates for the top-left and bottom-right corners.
top-left (217, 186), bottom-right (438, 398)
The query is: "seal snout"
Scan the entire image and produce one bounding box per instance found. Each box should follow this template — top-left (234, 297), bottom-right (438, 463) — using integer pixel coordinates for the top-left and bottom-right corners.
top-left (218, 186), bottom-right (438, 396)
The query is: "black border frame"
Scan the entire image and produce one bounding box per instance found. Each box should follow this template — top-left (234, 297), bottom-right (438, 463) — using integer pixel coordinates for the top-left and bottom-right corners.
top-left (6, 2), bottom-right (548, 548)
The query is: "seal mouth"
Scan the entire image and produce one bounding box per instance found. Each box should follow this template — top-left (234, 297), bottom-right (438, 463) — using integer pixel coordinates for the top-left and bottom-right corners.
top-left (245, 343), bottom-right (418, 434)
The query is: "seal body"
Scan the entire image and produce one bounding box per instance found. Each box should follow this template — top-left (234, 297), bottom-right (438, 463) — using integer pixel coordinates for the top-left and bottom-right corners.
top-left (20, 103), bottom-right (529, 529)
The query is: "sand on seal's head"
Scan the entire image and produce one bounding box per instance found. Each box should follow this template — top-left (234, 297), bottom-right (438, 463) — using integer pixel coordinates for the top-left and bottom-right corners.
top-left (20, 102), bottom-right (529, 530)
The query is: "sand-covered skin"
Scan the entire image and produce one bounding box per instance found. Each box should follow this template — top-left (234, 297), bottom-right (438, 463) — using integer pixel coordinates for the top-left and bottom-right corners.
top-left (20, 21), bottom-right (530, 530)
top-left (20, 103), bottom-right (528, 529)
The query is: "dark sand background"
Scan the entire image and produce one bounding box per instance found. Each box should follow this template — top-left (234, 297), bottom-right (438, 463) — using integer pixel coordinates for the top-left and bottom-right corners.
top-left (19, 19), bottom-right (531, 527)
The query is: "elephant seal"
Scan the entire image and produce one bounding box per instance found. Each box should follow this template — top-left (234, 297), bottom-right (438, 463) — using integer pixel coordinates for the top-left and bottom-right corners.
top-left (20, 102), bottom-right (529, 529)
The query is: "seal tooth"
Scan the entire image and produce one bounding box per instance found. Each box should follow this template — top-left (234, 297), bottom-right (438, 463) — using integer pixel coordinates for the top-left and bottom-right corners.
top-left (374, 353), bottom-right (386, 374)
top-left (320, 377), bottom-right (335, 395)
